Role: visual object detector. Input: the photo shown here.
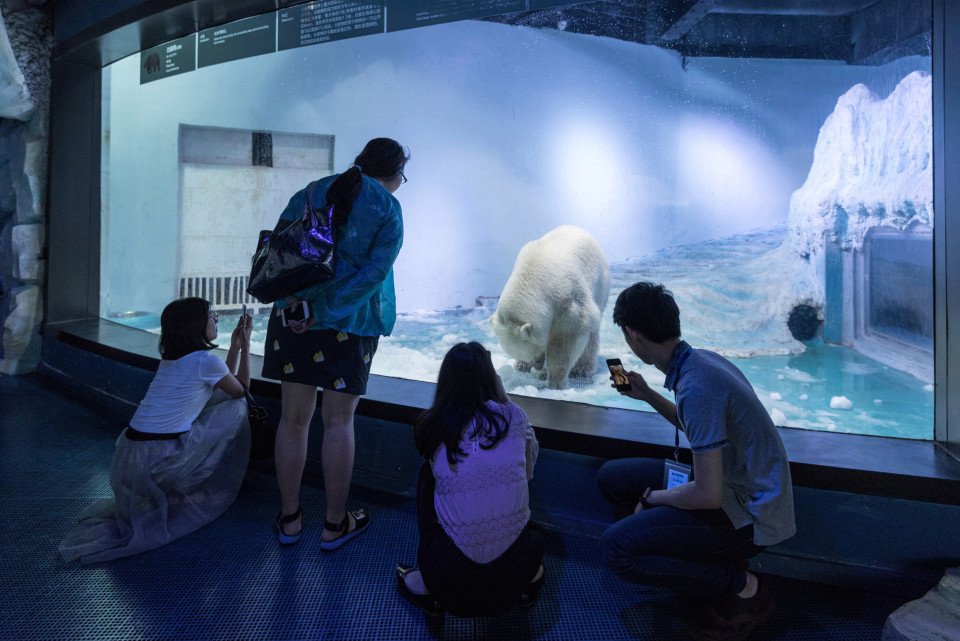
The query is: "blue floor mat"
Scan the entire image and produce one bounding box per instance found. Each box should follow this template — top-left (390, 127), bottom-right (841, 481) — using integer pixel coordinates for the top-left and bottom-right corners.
top-left (0, 373), bottom-right (906, 640)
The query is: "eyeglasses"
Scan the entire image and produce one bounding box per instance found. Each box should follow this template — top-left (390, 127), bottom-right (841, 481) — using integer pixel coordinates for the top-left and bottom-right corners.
top-left (209, 312), bottom-right (219, 322)
top-left (398, 170), bottom-right (407, 184)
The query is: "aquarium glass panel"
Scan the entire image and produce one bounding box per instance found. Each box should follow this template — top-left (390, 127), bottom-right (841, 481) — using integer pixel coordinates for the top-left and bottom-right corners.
top-left (101, 7), bottom-right (935, 439)
top-left (867, 229), bottom-right (934, 349)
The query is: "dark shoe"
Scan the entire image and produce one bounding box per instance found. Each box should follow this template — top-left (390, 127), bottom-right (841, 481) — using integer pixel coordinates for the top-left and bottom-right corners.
top-left (396, 564), bottom-right (443, 617)
top-left (276, 505), bottom-right (302, 546)
top-left (518, 565), bottom-right (546, 609)
top-left (319, 508), bottom-right (370, 552)
top-left (686, 577), bottom-right (775, 641)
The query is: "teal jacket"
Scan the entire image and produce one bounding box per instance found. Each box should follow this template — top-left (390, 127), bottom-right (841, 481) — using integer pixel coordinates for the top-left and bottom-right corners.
top-left (277, 174), bottom-right (403, 337)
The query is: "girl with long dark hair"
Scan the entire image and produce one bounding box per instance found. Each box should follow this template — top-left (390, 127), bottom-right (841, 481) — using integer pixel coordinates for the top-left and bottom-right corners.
top-left (397, 342), bottom-right (545, 617)
top-left (60, 297), bottom-right (252, 563)
top-left (262, 137), bottom-right (409, 549)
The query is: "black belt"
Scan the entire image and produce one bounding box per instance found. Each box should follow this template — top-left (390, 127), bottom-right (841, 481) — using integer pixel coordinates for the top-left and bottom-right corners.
top-left (124, 426), bottom-right (188, 441)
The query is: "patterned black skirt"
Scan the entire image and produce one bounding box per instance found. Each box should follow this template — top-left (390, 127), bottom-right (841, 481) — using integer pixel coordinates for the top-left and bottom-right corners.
top-left (261, 308), bottom-right (379, 396)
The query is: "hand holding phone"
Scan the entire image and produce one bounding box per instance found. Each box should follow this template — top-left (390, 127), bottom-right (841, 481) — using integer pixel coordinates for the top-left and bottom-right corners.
top-left (606, 358), bottom-right (632, 391)
top-left (232, 305), bottom-right (252, 348)
top-left (281, 300), bottom-right (310, 327)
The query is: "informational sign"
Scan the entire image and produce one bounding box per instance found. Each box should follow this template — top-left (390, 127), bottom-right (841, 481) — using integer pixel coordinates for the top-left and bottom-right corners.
top-left (143, 1), bottom-right (579, 82)
top-left (385, 0), bottom-right (525, 32)
top-left (140, 35), bottom-right (196, 84)
top-left (197, 13), bottom-right (277, 69)
top-left (278, 1), bottom-right (385, 51)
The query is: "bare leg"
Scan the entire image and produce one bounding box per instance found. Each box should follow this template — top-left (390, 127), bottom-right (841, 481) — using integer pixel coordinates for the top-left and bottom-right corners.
top-left (319, 389), bottom-right (361, 540)
top-left (275, 381), bottom-right (318, 536)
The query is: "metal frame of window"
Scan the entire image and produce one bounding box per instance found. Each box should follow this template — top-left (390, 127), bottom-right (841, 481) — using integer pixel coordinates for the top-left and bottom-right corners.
top-left (44, 0), bottom-right (960, 458)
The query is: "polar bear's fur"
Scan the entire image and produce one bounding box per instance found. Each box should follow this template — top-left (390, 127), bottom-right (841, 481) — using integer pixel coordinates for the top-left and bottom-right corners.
top-left (492, 225), bottom-right (610, 389)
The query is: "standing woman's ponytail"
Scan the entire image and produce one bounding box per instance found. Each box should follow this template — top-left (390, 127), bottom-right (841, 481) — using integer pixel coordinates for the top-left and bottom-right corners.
top-left (325, 137), bottom-right (410, 228)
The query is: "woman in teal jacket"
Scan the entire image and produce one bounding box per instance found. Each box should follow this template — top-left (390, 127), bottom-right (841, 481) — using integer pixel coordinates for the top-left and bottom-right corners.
top-left (262, 138), bottom-right (409, 549)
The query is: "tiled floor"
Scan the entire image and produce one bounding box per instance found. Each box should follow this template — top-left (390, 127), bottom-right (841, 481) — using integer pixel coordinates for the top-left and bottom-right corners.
top-left (1, 373), bottom-right (908, 640)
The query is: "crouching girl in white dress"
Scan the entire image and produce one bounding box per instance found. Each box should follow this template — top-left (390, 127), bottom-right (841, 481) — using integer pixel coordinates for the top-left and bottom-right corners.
top-left (60, 297), bottom-right (252, 563)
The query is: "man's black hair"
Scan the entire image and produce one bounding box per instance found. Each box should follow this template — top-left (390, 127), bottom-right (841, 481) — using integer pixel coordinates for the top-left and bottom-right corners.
top-left (612, 282), bottom-right (681, 344)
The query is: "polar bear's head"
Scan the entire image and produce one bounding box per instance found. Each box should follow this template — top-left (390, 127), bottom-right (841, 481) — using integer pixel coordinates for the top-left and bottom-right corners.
top-left (491, 310), bottom-right (544, 362)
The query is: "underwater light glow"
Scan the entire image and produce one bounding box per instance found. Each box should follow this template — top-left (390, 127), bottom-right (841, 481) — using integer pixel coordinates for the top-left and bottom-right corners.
top-left (676, 116), bottom-right (789, 232)
top-left (554, 118), bottom-right (634, 218)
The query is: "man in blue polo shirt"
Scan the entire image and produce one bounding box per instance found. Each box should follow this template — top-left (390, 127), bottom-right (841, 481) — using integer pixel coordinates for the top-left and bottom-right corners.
top-left (598, 281), bottom-right (795, 641)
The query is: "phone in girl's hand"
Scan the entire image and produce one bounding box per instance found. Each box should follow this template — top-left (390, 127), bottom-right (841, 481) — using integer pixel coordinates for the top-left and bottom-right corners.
top-left (281, 300), bottom-right (309, 327)
top-left (241, 304), bottom-right (247, 327)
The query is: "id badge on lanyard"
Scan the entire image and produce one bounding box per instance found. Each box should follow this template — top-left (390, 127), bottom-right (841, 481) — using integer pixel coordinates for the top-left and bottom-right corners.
top-left (663, 426), bottom-right (692, 489)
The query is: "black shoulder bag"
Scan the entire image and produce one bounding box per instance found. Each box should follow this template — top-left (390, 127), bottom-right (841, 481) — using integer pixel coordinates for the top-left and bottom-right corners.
top-left (246, 181), bottom-right (336, 304)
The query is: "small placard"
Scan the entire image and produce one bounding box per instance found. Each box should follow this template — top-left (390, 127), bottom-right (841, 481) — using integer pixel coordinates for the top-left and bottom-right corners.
top-left (663, 459), bottom-right (692, 489)
top-left (140, 35), bottom-right (196, 84)
top-left (197, 13), bottom-right (277, 69)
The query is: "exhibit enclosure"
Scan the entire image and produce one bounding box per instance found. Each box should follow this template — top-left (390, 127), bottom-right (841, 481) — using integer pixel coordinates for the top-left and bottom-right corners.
top-left (100, 3), bottom-right (934, 438)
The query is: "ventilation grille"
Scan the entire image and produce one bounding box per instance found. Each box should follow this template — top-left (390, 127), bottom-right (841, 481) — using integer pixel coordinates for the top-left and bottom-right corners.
top-left (178, 274), bottom-right (270, 311)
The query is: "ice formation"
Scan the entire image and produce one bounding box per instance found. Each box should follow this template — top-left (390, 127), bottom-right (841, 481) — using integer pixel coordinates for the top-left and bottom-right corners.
top-left (769, 407), bottom-right (787, 426)
top-left (782, 70), bottom-right (933, 310)
top-left (830, 395), bottom-right (854, 410)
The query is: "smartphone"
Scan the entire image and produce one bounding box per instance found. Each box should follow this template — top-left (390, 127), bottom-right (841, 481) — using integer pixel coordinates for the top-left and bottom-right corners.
top-left (606, 358), bottom-right (632, 391)
top-left (241, 304), bottom-right (247, 327)
top-left (281, 300), bottom-right (309, 327)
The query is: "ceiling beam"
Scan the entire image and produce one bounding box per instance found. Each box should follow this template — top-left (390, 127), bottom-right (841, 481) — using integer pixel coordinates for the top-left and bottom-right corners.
top-left (656, 0), bottom-right (721, 44)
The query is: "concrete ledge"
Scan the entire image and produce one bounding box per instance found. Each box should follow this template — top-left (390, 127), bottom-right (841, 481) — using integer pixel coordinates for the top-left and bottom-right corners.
top-left (45, 318), bottom-right (960, 504)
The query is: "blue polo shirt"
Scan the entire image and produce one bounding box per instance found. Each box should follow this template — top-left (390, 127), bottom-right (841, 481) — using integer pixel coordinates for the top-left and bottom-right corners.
top-left (665, 341), bottom-right (796, 546)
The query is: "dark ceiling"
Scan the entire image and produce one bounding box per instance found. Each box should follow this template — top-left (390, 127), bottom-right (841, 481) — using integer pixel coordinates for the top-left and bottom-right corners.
top-left (486, 0), bottom-right (931, 65)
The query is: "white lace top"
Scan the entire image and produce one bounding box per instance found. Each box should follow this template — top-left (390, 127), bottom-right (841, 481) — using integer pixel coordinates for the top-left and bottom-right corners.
top-left (431, 400), bottom-right (539, 564)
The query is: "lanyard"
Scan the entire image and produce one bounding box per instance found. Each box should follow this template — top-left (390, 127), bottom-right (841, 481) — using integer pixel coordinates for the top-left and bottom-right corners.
top-left (666, 345), bottom-right (692, 465)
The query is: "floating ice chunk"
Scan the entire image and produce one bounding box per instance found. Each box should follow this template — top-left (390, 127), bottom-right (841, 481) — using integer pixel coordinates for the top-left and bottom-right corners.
top-left (769, 408), bottom-right (787, 425)
top-left (923, 384), bottom-right (934, 392)
top-left (826, 423), bottom-right (837, 431)
top-left (780, 368), bottom-right (821, 384)
top-left (799, 394), bottom-right (808, 401)
top-left (769, 392), bottom-right (782, 401)
top-left (829, 395), bottom-right (853, 410)
top-left (842, 363), bottom-right (877, 376)
top-left (777, 374), bottom-right (785, 380)
top-left (873, 398), bottom-right (883, 404)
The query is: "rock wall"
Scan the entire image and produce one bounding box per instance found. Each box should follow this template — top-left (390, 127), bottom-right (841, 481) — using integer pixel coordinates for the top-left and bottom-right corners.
top-left (0, 0), bottom-right (51, 374)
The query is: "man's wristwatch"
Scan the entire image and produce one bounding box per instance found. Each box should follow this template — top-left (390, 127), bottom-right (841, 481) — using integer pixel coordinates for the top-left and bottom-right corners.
top-left (639, 487), bottom-right (652, 510)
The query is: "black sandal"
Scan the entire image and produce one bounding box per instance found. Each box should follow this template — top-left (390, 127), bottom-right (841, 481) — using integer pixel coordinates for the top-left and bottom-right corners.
top-left (276, 505), bottom-right (302, 546)
top-left (396, 564), bottom-right (443, 617)
top-left (319, 508), bottom-right (370, 551)
top-left (518, 565), bottom-right (546, 609)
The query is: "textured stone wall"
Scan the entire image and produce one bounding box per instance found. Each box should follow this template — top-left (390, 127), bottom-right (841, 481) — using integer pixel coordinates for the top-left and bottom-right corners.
top-left (0, 0), bottom-right (51, 374)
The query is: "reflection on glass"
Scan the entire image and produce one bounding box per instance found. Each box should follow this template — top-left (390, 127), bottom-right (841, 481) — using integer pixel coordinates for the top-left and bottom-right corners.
top-left (100, 14), bottom-right (934, 439)
top-left (867, 228), bottom-right (933, 349)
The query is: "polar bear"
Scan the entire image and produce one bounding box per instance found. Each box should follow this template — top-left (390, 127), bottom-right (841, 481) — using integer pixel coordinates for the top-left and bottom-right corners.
top-left (492, 225), bottom-right (610, 389)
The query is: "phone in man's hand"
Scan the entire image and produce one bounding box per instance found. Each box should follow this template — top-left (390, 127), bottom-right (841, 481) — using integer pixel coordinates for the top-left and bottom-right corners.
top-left (606, 358), bottom-right (632, 391)
top-left (281, 301), bottom-right (309, 327)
